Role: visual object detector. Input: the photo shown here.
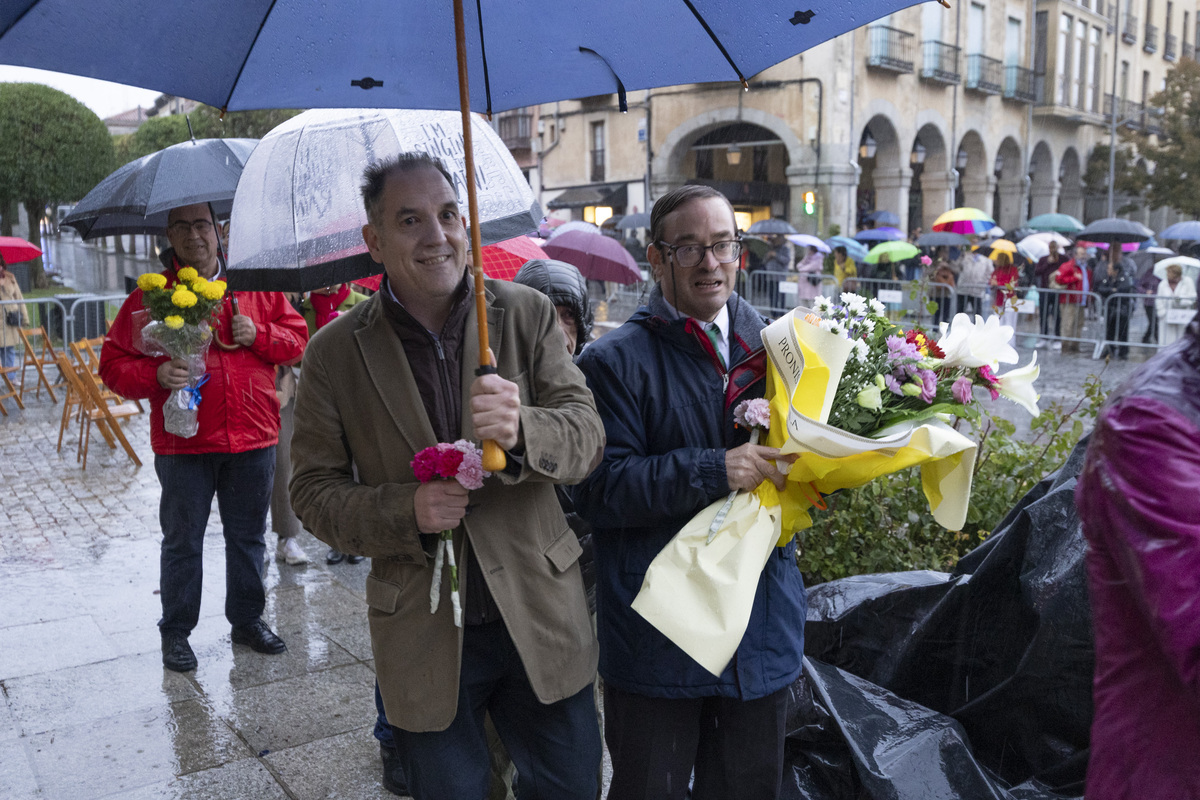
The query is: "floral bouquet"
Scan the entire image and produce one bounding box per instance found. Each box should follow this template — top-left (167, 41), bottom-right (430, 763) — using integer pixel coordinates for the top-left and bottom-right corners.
top-left (410, 440), bottom-right (489, 628)
top-left (134, 268), bottom-right (227, 438)
top-left (632, 292), bottom-right (1040, 676)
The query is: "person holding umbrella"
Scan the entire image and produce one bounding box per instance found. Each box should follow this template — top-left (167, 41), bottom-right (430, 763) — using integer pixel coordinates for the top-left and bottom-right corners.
top-left (1096, 247), bottom-right (1137, 359)
top-left (0, 255), bottom-right (30, 369)
top-left (288, 153), bottom-right (604, 800)
top-left (99, 203), bottom-right (309, 673)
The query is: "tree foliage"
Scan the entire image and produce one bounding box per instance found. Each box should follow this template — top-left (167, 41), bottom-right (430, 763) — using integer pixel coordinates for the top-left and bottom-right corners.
top-left (1123, 58), bottom-right (1200, 217)
top-left (116, 105), bottom-right (302, 166)
top-left (0, 83), bottom-right (114, 286)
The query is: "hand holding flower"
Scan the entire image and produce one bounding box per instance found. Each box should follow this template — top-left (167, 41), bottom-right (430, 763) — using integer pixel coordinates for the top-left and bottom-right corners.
top-left (414, 480), bottom-right (470, 533)
top-left (725, 443), bottom-right (791, 492)
top-left (156, 357), bottom-right (191, 390)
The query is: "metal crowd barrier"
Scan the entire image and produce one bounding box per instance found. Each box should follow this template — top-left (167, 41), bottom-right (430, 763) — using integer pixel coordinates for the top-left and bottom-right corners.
top-left (1092, 291), bottom-right (1196, 359)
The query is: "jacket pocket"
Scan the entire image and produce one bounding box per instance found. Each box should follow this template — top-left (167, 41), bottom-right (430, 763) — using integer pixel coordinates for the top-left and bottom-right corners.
top-left (543, 526), bottom-right (583, 573)
top-left (364, 574), bottom-right (402, 614)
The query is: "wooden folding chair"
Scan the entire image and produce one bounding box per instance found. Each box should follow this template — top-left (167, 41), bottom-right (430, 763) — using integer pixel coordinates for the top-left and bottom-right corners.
top-left (55, 354), bottom-right (141, 468)
top-left (0, 361), bottom-right (24, 416)
top-left (18, 326), bottom-right (62, 403)
top-left (72, 337), bottom-right (144, 412)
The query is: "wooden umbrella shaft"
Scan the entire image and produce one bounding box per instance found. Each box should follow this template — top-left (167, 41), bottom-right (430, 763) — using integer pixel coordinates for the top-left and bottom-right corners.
top-left (454, 0), bottom-right (506, 472)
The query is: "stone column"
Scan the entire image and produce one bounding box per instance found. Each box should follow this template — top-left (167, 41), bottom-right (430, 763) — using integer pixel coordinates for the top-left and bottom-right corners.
top-left (960, 174), bottom-right (996, 218)
top-left (1029, 179), bottom-right (1061, 218)
top-left (1057, 180), bottom-right (1084, 219)
top-left (919, 171), bottom-right (957, 229)
top-left (791, 162), bottom-right (861, 238)
top-left (995, 177), bottom-right (1025, 231)
top-left (871, 166), bottom-right (913, 235)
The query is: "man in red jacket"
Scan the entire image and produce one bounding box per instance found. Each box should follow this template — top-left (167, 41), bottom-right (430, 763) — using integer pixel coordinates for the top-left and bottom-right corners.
top-left (100, 203), bottom-right (309, 673)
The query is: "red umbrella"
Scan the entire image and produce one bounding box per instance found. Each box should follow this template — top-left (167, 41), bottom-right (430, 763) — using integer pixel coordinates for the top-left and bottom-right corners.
top-left (543, 230), bottom-right (643, 285)
top-left (480, 236), bottom-right (549, 281)
top-left (0, 236), bottom-right (42, 265)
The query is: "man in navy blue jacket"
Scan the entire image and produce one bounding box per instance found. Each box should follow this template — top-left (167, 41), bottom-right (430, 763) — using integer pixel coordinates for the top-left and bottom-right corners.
top-left (571, 185), bottom-right (807, 800)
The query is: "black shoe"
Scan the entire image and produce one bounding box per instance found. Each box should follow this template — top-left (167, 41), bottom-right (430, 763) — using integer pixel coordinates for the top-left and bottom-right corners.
top-left (379, 742), bottom-right (409, 796)
top-left (326, 548), bottom-right (346, 565)
top-left (162, 632), bottom-right (197, 672)
top-left (231, 620), bottom-right (288, 654)
top-left (347, 554), bottom-right (366, 564)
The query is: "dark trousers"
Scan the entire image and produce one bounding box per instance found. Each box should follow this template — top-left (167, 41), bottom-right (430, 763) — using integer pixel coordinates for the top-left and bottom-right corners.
top-left (155, 447), bottom-right (274, 635)
top-left (1105, 301), bottom-right (1131, 357)
top-left (374, 681), bottom-right (394, 747)
top-left (392, 619), bottom-right (601, 800)
top-left (603, 683), bottom-right (789, 800)
top-left (1038, 291), bottom-right (1060, 337)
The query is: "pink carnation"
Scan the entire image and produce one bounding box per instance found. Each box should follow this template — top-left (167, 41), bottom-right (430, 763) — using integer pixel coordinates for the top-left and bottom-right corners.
top-left (411, 448), bottom-right (440, 483)
top-left (920, 255), bottom-right (933, 266)
top-left (977, 365), bottom-right (1001, 401)
top-left (733, 398), bottom-right (772, 430)
top-left (452, 439), bottom-right (488, 490)
top-left (952, 375), bottom-right (974, 404)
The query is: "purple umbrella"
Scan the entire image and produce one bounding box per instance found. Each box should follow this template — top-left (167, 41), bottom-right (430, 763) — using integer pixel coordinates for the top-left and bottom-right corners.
top-left (855, 226), bottom-right (905, 243)
top-left (543, 230), bottom-right (644, 285)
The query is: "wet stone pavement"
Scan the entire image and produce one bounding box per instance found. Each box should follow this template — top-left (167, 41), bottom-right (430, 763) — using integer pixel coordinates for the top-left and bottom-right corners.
top-left (0, 289), bottom-right (1149, 800)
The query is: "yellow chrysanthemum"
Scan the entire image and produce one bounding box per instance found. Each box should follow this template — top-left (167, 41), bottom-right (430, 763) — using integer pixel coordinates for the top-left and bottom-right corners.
top-left (191, 276), bottom-right (209, 289)
top-left (164, 315), bottom-right (185, 330)
top-left (171, 289), bottom-right (198, 308)
top-left (137, 273), bottom-right (167, 291)
top-left (199, 283), bottom-right (224, 301)
top-left (210, 280), bottom-right (228, 293)
top-left (176, 267), bottom-right (199, 282)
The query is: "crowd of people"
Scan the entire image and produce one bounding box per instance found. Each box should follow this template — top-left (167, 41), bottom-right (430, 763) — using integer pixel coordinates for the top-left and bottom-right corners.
top-left (72, 148), bottom-right (1200, 800)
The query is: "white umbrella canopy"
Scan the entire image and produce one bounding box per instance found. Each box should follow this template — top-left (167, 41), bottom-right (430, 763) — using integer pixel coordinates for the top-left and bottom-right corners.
top-left (1016, 232), bottom-right (1073, 263)
top-left (547, 221), bottom-right (601, 240)
top-left (227, 108), bottom-right (540, 291)
top-left (1153, 256), bottom-right (1200, 282)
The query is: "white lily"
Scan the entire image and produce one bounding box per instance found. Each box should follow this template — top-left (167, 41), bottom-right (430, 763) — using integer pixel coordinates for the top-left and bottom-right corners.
top-left (994, 353), bottom-right (1041, 416)
top-left (936, 313), bottom-right (1019, 369)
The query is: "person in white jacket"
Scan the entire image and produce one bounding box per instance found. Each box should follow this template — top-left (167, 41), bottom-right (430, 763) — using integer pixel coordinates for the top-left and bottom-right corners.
top-left (1155, 263), bottom-right (1197, 347)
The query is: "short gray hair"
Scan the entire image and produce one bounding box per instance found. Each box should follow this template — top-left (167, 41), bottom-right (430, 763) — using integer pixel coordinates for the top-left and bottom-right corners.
top-left (361, 152), bottom-right (457, 228)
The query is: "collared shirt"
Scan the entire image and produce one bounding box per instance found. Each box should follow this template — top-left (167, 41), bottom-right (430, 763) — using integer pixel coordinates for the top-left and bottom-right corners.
top-left (658, 295), bottom-right (730, 367)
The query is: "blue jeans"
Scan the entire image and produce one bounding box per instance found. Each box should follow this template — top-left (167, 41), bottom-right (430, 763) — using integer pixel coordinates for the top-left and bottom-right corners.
top-left (154, 447), bottom-right (275, 635)
top-left (374, 681), bottom-right (393, 747)
top-left (0, 346), bottom-right (18, 368)
top-left (392, 619), bottom-right (600, 800)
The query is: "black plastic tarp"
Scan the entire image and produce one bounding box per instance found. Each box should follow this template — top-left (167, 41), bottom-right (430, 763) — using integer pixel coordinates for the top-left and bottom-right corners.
top-left (784, 438), bottom-right (1093, 799)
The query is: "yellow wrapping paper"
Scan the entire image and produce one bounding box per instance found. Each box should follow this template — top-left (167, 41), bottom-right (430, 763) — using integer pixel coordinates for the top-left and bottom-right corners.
top-left (632, 307), bottom-right (978, 677)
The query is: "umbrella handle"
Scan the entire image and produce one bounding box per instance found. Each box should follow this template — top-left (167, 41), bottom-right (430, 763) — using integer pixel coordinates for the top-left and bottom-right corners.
top-left (213, 294), bottom-right (242, 351)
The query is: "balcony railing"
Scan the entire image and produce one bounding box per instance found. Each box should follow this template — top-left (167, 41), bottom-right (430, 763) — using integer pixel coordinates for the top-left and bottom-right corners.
top-left (1144, 22), bottom-right (1158, 53)
top-left (966, 54), bottom-right (1003, 94)
top-left (497, 111), bottom-right (533, 150)
top-left (1165, 32), bottom-right (1178, 60)
top-left (1103, 94), bottom-right (1150, 127)
top-left (867, 26), bottom-right (916, 72)
top-left (920, 40), bottom-right (961, 83)
top-left (1004, 65), bottom-right (1039, 102)
top-left (1184, 41), bottom-right (1195, 59)
top-left (1122, 14), bottom-right (1139, 44)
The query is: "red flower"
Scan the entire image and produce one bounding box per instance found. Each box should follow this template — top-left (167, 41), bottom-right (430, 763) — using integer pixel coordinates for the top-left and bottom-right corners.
top-left (411, 449), bottom-right (440, 483)
top-left (436, 446), bottom-right (465, 478)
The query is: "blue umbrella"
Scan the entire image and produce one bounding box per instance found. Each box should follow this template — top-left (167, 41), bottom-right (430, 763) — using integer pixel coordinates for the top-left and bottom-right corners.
top-left (1158, 221), bottom-right (1200, 241)
top-left (1, 2), bottom-right (920, 115)
top-left (826, 236), bottom-right (869, 262)
top-left (865, 210), bottom-right (901, 227)
top-left (855, 227), bottom-right (905, 243)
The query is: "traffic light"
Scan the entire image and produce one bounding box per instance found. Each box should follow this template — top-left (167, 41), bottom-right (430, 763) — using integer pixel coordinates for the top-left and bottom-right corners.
top-left (803, 191), bottom-right (816, 215)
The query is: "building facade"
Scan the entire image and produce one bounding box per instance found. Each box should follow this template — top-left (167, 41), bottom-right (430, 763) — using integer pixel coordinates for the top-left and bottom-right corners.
top-left (527, 0), bottom-right (1197, 236)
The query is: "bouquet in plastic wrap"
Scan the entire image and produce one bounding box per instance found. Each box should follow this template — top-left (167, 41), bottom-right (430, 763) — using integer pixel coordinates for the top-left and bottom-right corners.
top-left (134, 268), bottom-right (227, 438)
top-left (632, 293), bottom-right (1041, 676)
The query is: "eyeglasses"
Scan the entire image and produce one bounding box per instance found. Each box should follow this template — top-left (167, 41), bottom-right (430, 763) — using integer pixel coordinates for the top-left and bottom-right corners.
top-left (168, 219), bottom-right (214, 236)
top-left (656, 239), bottom-right (743, 269)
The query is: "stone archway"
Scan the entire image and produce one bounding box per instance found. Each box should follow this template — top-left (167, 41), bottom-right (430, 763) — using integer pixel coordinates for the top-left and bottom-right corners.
top-left (992, 137), bottom-right (1024, 230)
top-left (652, 106), bottom-right (807, 226)
top-left (858, 114), bottom-right (907, 231)
top-left (1057, 148), bottom-right (1083, 219)
top-left (955, 130), bottom-right (990, 215)
top-left (1028, 142), bottom-right (1057, 218)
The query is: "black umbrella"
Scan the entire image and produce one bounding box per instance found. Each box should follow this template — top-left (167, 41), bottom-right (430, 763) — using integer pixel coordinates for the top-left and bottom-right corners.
top-left (62, 137), bottom-right (258, 239)
top-left (615, 212), bottom-right (651, 230)
top-left (1077, 217), bottom-right (1155, 244)
top-left (915, 231), bottom-right (970, 247)
top-left (748, 218), bottom-right (799, 235)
